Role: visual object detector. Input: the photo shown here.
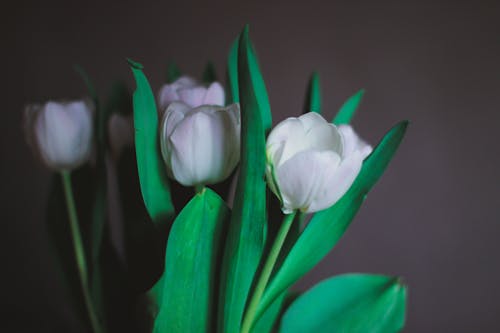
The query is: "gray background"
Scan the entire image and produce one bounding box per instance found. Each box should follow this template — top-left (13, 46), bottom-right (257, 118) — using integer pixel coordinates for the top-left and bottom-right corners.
top-left (2, 0), bottom-right (500, 332)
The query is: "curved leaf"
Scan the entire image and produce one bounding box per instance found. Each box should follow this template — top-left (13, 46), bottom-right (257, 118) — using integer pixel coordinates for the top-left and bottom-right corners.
top-left (303, 72), bottom-right (321, 114)
top-left (226, 38), bottom-right (239, 105)
top-left (225, 30), bottom-right (272, 131)
top-left (153, 188), bottom-right (229, 333)
top-left (332, 89), bottom-right (365, 125)
top-left (280, 274), bottom-right (407, 333)
top-left (256, 121), bottom-right (409, 319)
top-left (218, 26), bottom-right (269, 333)
top-left (128, 59), bottom-right (175, 225)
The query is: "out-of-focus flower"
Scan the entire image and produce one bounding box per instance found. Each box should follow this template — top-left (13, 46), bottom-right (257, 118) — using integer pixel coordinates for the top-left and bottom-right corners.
top-left (160, 102), bottom-right (240, 187)
top-left (157, 76), bottom-right (225, 114)
top-left (265, 112), bottom-right (371, 214)
top-left (24, 100), bottom-right (94, 171)
top-left (108, 113), bottom-right (134, 160)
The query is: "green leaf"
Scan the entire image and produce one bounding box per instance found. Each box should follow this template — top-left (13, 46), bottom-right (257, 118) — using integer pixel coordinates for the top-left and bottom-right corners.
top-left (74, 66), bottom-right (107, 304)
top-left (226, 38), bottom-right (239, 105)
top-left (332, 89), bottom-right (365, 125)
top-left (218, 25), bottom-right (269, 333)
top-left (128, 58), bottom-right (175, 225)
top-left (166, 62), bottom-right (181, 83)
top-left (303, 72), bottom-right (321, 114)
top-left (251, 292), bottom-right (286, 333)
top-left (279, 274), bottom-right (407, 333)
top-left (153, 188), bottom-right (230, 333)
top-left (256, 121), bottom-right (409, 319)
top-left (45, 167), bottom-right (100, 330)
top-left (202, 61), bottom-right (217, 84)
top-left (225, 30), bottom-right (272, 131)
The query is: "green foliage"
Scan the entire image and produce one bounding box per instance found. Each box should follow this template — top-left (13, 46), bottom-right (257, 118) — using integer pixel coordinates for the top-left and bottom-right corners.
top-left (332, 89), bottom-right (365, 125)
top-left (226, 29), bottom-right (272, 132)
top-left (128, 58), bottom-right (175, 226)
top-left (218, 26), bottom-right (270, 333)
top-left (202, 61), bottom-right (217, 84)
top-left (303, 72), bottom-right (321, 114)
top-left (256, 121), bottom-right (409, 320)
top-left (166, 62), bottom-right (181, 83)
top-left (280, 274), bottom-right (407, 333)
top-left (153, 188), bottom-right (229, 333)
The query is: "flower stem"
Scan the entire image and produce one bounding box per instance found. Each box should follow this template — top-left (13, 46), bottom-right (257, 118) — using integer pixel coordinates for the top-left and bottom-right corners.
top-left (240, 211), bottom-right (297, 333)
top-left (61, 171), bottom-right (103, 333)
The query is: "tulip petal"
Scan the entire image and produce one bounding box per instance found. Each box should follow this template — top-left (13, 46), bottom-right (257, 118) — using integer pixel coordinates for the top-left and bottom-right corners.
top-left (267, 113), bottom-right (344, 168)
top-left (158, 85), bottom-right (180, 111)
top-left (204, 82), bottom-right (225, 106)
top-left (338, 124), bottom-right (373, 160)
top-left (276, 150), bottom-right (342, 213)
top-left (178, 87), bottom-right (207, 108)
top-left (307, 150), bottom-right (363, 212)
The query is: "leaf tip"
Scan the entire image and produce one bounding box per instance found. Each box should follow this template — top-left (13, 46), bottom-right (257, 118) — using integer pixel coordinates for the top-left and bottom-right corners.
top-left (127, 58), bottom-right (144, 70)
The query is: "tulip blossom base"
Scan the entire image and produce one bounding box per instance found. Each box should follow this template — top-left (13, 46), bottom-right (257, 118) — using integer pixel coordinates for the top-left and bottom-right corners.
top-left (25, 25), bottom-right (409, 333)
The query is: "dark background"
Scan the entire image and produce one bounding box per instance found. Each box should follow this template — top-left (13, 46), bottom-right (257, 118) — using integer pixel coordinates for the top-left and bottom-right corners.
top-left (2, 0), bottom-right (500, 332)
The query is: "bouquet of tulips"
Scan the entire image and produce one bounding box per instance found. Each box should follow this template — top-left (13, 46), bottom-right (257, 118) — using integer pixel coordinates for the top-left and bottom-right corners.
top-left (24, 25), bottom-right (409, 333)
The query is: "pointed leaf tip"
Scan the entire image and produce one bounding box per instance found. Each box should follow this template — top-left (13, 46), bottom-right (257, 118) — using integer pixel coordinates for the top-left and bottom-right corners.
top-left (127, 58), bottom-right (144, 70)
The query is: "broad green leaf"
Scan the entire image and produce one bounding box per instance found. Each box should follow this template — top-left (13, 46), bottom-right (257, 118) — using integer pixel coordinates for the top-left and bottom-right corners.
top-left (218, 26), bottom-right (269, 333)
top-left (280, 274), bottom-right (407, 333)
top-left (332, 89), bottom-right (365, 125)
top-left (153, 188), bottom-right (230, 333)
top-left (226, 38), bottom-right (239, 105)
top-left (256, 121), bottom-right (409, 319)
top-left (128, 59), bottom-right (175, 225)
top-left (303, 72), bottom-right (321, 114)
top-left (202, 61), bottom-right (217, 83)
top-left (225, 30), bottom-right (272, 131)
top-left (166, 62), bottom-right (181, 83)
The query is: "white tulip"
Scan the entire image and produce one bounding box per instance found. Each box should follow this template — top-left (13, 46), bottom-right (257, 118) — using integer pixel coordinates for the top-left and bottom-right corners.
top-left (24, 100), bottom-right (94, 171)
top-left (157, 76), bottom-right (225, 114)
top-left (337, 124), bottom-right (373, 160)
top-left (266, 112), bottom-right (372, 214)
top-left (160, 102), bottom-right (240, 186)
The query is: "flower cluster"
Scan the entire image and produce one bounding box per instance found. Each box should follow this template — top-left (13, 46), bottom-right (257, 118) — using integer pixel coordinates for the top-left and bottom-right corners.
top-left (23, 27), bottom-right (407, 333)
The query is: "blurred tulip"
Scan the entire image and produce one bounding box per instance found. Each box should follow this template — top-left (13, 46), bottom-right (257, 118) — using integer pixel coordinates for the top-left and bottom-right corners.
top-left (160, 102), bottom-right (240, 186)
top-left (157, 76), bottom-right (225, 115)
top-left (24, 100), bottom-right (94, 171)
top-left (266, 112), bottom-right (371, 214)
top-left (108, 113), bottom-right (134, 160)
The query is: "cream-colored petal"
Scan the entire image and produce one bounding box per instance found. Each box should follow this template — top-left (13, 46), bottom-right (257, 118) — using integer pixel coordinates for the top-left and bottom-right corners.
top-left (338, 124), bottom-right (372, 160)
top-left (177, 87), bottom-right (208, 108)
top-left (203, 82), bottom-right (225, 106)
top-left (307, 150), bottom-right (363, 213)
top-left (276, 150), bottom-right (342, 213)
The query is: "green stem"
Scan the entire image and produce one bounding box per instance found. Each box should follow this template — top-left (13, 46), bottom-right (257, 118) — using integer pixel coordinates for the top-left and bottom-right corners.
top-left (61, 172), bottom-right (103, 333)
top-left (240, 211), bottom-right (297, 333)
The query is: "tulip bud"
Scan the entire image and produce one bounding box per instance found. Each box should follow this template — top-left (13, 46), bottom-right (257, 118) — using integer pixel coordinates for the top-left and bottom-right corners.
top-left (266, 112), bottom-right (371, 214)
top-left (24, 100), bottom-right (94, 171)
top-left (160, 102), bottom-right (240, 187)
top-left (157, 76), bottom-right (225, 115)
top-left (108, 113), bottom-right (134, 160)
